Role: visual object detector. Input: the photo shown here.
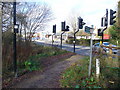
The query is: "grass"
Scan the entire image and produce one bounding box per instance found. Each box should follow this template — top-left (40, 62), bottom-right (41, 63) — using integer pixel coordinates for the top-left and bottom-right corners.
top-left (2, 43), bottom-right (69, 84)
top-left (17, 45), bottom-right (69, 73)
top-left (60, 54), bottom-right (120, 88)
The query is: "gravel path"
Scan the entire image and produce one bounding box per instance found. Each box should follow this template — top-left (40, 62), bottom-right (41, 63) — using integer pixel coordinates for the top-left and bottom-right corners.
top-left (12, 54), bottom-right (83, 88)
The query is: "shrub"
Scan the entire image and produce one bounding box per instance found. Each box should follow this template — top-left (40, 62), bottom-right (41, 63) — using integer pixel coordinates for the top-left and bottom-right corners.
top-left (60, 54), bottom-right (119, 88)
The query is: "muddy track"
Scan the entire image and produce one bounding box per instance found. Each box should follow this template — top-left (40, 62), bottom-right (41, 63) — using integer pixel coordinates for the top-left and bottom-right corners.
top-left (5, 54), bottom-right (83, 88)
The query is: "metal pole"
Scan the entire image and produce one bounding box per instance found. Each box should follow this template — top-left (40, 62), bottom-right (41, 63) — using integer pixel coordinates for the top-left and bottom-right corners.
top-left (102, 32), bottom-right (103, 44)
top-left (101, 26), bottom-right (107, 44)
top-left (52, 34), bottom-right (53, 46)
top-left (73, 30), bottom-right (79, 52)
top-left (88, 33), bottom-right (93, 77)
top-left (73, 33), bottom-right (75, 52)
top-left (88, 25), bottom-right (94, 77)
top-left (13, 2), bottom-right (17, 77)
top-left (52, 34), bottom-right (54, 46)
top-left (61, 31), bottom-right (65, 49)
top-left (61, 33), bottom-right (62, 49)
top-left (73, 17), bottom-right (80, 52)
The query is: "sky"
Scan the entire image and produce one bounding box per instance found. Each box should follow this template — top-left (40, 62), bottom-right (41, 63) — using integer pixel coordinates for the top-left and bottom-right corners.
top-left (41, 0), bottom-right (119, 33)
top-left (11, 0), bottom-right (120, 33)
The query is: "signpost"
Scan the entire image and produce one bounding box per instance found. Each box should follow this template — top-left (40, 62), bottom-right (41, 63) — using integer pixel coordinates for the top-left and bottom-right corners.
top-left (88, 25), bottom-right (94, 77)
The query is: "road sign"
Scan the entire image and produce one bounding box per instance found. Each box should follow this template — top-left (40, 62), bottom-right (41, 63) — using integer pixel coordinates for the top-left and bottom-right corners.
top-left (85, 26), bottom-right (90, 33)
top-left (85, 26), bottom-right (93, 33)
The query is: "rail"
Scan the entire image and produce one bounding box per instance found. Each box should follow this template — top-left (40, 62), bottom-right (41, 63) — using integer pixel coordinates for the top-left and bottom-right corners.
top-left (100, 44), bottom-right (120, 58)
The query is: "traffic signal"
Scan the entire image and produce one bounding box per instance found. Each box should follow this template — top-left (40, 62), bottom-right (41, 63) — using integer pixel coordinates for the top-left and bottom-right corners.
top-left (104, 17), bottom-right (108, 26)
top-left (110, 9), bottom-right (116, 25)
top-left (101, 17), bottom-right (104, 27)
top-left (78, 17), bottom-right (85, 29)
top-left (65, 25), bottom-right (69, 31)
top-left (53, 25), bottom-right (56, 33)
top-left (98, 29), bottom-right (103, 36)
top-left (61, 21), bottom-right (66, 31)
top-left (105, 9), bottom-right (108, 26)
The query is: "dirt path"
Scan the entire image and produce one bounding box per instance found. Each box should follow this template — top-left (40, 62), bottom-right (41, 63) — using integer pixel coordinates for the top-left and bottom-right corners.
top-left (12, 54), bottom-right (83, 88)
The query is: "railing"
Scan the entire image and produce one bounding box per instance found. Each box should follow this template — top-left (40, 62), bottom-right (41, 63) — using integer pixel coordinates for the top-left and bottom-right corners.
top-left (100, 44), bottom-right (120, 58)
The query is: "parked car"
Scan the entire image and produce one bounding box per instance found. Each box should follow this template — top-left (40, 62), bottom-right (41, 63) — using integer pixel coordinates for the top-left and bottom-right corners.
top-left (93, 42), bottom-right (118, 54)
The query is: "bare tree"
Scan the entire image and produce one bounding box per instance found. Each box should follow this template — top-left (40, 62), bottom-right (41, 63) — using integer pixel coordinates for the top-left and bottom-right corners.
top-left (118, 1), bottom-right (120, 26)
top-left (16, 2), bottom-right (53, 41)
top-left (67, 10), bottom-right (80, 33)
top-left (1, 2), bottom-right (53, 41)
top-left (26, 3), bottom-right (53, 40)
top-left (1, 2), bottom-right (13, 32)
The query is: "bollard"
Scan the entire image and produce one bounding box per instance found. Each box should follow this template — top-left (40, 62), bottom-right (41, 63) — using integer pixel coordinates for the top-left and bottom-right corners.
top-left (96, 59), bottom-right (100, 79)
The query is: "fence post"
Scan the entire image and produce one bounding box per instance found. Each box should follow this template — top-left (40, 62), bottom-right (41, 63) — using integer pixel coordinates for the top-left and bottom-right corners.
top-left (109, 44), bottom-right (112, 60)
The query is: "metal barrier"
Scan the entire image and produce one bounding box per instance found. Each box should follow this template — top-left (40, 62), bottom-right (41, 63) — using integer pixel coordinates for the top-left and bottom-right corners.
top-left (101, 45), bottom-right (120, 58)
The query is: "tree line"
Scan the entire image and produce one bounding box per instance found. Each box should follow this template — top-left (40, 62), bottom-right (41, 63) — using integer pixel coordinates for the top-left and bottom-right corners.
top-left (1, 2), bottom-right (53, 41)
top-left (0, 2), bottom-right (53, 72)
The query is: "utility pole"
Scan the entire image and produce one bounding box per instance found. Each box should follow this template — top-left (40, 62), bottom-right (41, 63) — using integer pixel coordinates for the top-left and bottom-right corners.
top-left (13, 1), bottom-right (17, 77)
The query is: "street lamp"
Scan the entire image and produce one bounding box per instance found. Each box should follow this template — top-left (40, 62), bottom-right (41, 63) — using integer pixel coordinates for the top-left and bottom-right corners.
top-left (14, 24), bottom-right (19, 33)
top-left (13, 1), bottom-right (18, 78)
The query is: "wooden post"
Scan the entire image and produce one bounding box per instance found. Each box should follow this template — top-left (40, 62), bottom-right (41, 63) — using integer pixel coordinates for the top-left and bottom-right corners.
top-left (109, 44), bottom-right (112, 60)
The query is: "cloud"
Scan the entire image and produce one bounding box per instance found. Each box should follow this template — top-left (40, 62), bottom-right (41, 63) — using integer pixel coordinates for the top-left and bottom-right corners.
top-left (37, 0), bottom-right (119, 32)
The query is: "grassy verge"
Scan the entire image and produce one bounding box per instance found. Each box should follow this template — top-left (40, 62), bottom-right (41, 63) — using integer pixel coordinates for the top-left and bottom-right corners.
top-left (17, 44), bottom-right (69, 74)
top-left (60, 55), bottom-right (120, 88)
top-left (2, 43), bottom-right (69, 84)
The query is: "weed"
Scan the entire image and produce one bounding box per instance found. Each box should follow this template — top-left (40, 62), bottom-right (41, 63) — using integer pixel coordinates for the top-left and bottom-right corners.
top-left (24, 60), bottom-right (40, 71)
top-left (60, 54), bottom-right (119, 88)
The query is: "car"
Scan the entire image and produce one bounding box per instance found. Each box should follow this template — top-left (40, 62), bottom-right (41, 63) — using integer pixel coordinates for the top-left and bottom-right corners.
top-left (105, 44), bottom-right (118, 54)
top-left (93, 42), bottom-right (118, 54)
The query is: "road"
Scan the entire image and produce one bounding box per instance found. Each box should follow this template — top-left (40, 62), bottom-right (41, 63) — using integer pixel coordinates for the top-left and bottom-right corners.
top-left (34, 39), bottom-right (90, 56)
top-left (34, 39), bottom-right (120, 57)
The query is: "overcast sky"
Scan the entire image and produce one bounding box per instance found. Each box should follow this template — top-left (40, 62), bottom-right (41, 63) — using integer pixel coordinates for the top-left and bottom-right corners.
top-left (16, 0), bottom-right (120, 32)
